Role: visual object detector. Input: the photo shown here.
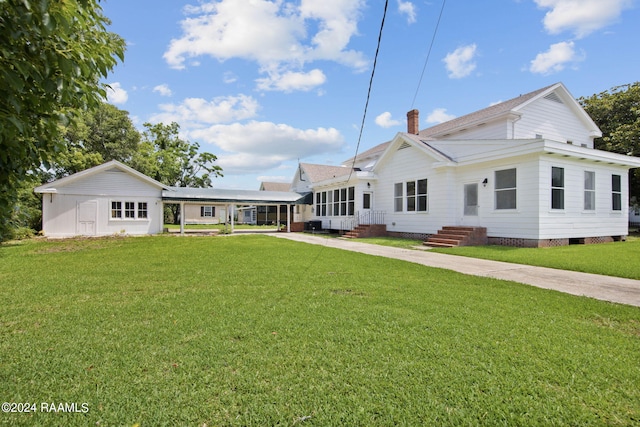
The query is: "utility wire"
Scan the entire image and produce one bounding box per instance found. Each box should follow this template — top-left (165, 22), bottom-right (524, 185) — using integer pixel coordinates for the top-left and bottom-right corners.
top-left (346, 0), bottom-right (389, 182)
top-left (410, 0), bottom-right (447, 109)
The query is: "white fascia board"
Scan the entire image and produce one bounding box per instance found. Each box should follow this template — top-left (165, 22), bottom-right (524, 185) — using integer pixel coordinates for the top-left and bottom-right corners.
top-left (308, 170), bottom-right (377, 190)
top-left (543, 140), bottom-right (640, 167)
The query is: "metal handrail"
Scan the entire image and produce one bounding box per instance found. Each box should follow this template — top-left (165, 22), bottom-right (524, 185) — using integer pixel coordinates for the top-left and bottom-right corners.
top-left (340, 210), bottom-right (385, 231)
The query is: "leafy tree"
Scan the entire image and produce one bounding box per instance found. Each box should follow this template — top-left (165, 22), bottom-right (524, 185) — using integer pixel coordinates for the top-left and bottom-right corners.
top-left (579, 82), bottom-right (640, 200)
top-left (0, 0), bottom-right (125, 241)
top-left (131, 122), bottom-right (223, 223)
top-left (53, 103), bottom-right (140, 178)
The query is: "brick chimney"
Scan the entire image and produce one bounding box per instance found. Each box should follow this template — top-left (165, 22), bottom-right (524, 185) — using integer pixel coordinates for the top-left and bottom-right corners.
top-left (407, 109), bottom-right (419, 135)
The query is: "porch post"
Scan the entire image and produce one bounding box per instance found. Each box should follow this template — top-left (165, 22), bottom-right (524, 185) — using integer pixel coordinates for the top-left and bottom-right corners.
top-left (276, 204), bottom-right (281, 230)
top-left (230, 204), bottom-right (235, 233)
top-left (287, 204), bottom-right (291, 233)
top-left (180, 201), bottom-right (185, 235)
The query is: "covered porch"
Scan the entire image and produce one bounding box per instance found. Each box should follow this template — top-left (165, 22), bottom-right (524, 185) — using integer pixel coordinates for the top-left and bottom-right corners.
top-left (161, 187), bottom-right (311, 235)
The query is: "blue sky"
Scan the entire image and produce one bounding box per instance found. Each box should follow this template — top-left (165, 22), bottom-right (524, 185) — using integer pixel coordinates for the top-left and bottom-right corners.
top-left (102, 0), bottom-right (640, 189)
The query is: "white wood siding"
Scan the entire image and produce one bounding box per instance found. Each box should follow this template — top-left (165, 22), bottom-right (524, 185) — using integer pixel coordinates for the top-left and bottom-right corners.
top-left (516, 98), bottom-right (594, 148)
top-left (42, 169), bottom-right (164, 237)
top-left (375, 144), bottom-right (447, 235)
top-left (456, 155), bottom-right (541, 239)
top-left (43, 194), bottom-right (163, 237)
top-left (537, 156), bottom-right (629, 238)
top-left (58, 169), bottom-right (162, 197)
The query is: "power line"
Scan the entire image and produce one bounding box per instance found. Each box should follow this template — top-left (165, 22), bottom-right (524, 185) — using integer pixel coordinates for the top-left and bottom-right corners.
top-left (346, 0), bottom-right (389, 182)
top-left (410, 0), bottom-right (447, 109)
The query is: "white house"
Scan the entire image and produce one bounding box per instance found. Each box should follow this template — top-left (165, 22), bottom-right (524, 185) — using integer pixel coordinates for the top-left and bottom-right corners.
top-left (36, 83), bottom-right (640, 246)
top-left (292, 83), bottom-right (640, 247)
top-left (35, 160), bottom-right (309, 237)
top-left (34, 161), bottom-right (168, 238)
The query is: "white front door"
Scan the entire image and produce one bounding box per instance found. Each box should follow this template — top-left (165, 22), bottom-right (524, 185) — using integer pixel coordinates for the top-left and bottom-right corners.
top-left (362, 192), bottom-right (373, 223)
top-left (77, 201), bottom-right (97, 235)
top-left (464, 183), bottom-right (478, 217)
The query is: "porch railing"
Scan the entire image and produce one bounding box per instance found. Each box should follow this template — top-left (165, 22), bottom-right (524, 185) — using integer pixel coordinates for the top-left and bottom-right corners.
top-left (340, 210), bottom-right (385, 231)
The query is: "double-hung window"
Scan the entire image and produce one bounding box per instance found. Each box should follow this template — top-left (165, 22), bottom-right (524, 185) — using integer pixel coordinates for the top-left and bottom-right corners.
top-left (495, 168), bottom-right (517, 209)
top-left (417, 179), bottom-right (428, 211)
top-left (612, 174), bottom-right (622, 211)
top-left (111, 201), bottom-right (148, 220)
top-left (201, 206), bottom-right (214, 217)
top-left (111, 201), bottom-right (122, 219)
top-left (125, 202), bottom-right (136, 218)
top-left (394, 183), bottom-right (403, 212)
top-left (584, 171), bottom-right (595, 210)
top-left (551, 167), bottom-right (564, 210)
top-left (394, 179), bottom-right (428, 212)
top-left (138, 202), bottom-right (148, 219)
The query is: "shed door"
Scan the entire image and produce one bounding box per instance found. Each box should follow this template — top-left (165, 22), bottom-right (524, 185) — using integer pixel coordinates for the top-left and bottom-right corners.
top-left (77, 201), bottom-right (97, 235)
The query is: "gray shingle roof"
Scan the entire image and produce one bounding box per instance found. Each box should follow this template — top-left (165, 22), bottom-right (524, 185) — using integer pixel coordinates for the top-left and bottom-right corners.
top-left (260, 182), bottom-right (291, 192)
top-left (300, 163), bottom-right (351, 183)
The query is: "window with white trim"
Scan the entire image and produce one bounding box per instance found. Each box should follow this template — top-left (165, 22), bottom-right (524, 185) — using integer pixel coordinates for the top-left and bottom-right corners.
top-left (394, 183), bottom-right (403, 212)
top-left (584, 171), bottom-right (595, 211)
top-left (138, 203), bottom-right (148, 219)
top-left (394, 179), bottom-right (428, 212)
top-left (314, 187), bottom-right (354, 216)
top-left (200, 206), bottom-right (215, 217)
top-left (111, 200), bottom-right (148, 220)
top-left (125, 202), bottom-right (136, 218)
top-left (495, 168), bottom-right (517, 210)
top-left (551, 167), bottom-right (564, 210)
top-left (612, 174), bottom-right (622, 211)
top-left (111, 201), bottom-right (122, 219)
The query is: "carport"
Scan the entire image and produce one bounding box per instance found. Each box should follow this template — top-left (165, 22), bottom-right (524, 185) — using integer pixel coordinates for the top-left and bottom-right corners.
top-left (161, 187), bottom-right (311, 234)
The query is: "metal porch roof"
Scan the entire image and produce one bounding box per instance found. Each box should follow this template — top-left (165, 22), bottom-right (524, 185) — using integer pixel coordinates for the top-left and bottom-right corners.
top-left (162, 187), bottom-right (311, 204)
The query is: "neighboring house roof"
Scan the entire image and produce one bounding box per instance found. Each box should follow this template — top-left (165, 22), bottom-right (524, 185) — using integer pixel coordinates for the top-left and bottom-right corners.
top-left (260, 182), bottom-right (291, 192)
top-left (34, 160), bottom-right (169, 193)
top-left (300, 163), bottom-right (351, 183)
top-left (162, 187), bottom-right (310, 204)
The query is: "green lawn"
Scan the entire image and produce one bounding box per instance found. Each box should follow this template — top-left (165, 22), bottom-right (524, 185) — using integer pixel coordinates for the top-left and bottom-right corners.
top-left (430, 238), bottom-right (640, 280)
top-left (164, 223), bottom-right (278, 230)
top-left (1, 235), bottom-right (639, 425)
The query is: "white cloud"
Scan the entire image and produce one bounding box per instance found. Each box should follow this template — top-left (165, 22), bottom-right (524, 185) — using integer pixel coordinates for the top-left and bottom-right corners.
top-left (191, 121), bottom-right (344, 156)
top-left (149, 94), bottom-right (260, 126)
top-left (534, 0), bottom-right (633, 38)
top-left (163, 0), bottom-right (367, 92)
top-left (153, 84), bottom-right (173, 97)
top-left (216, 152), bottom-right (292, 174)
top-left (375, 112), bottom-right (400, 128)
top-left (529, 41), bottom-right (583, 74)
top-left (147, 91), bottom-right (346, 174)
top-left (106, 82), bottom-right (128, 104)
top-left (223, 72), bottom-right (238, 84)
top-left (192, 121), bottom-right (345, 174)
top-left (397, 0), bottom-right (417, 24)
top-left (256, 68), bottom-right (327, 92)
top-left (426, 108), bottom-right (456, 124)
top-left (443, 44), bottom-right (477, 79)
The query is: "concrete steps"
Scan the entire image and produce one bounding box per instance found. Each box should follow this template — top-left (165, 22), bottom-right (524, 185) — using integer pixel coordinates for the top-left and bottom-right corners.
top-left (424, 226), bottom-right (487, 248)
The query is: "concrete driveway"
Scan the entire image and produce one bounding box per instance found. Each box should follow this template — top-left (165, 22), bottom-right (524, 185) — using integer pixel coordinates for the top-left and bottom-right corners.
top-left (272, 233), bottom-right (640, 307)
